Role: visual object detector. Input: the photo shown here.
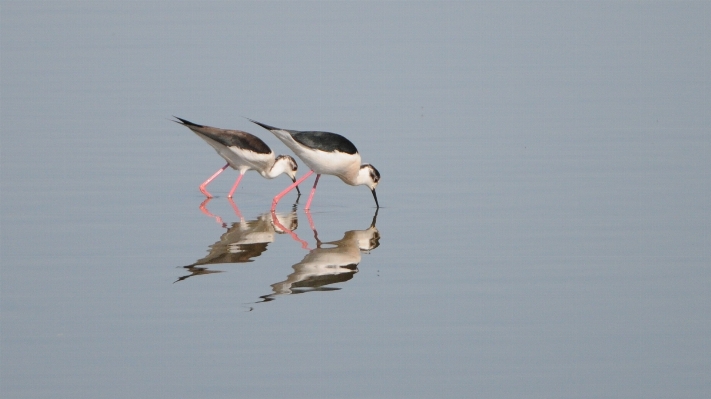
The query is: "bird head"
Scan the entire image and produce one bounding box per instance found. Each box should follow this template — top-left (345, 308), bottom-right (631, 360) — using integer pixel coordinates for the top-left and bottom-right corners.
top-left (276, 155), bottom-right (298, 181)
top-left (359, 164), bottom-right (380, 208)
top-left (273, 155), bottom-right (301, 195)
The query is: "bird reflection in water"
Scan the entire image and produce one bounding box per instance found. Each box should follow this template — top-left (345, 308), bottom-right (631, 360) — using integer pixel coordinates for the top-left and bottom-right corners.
top-left (175, 198), bottom-right (298, 283)
top-left (257, 208), bottom-right (380, 303)
top-left (176, 198), bottom-right (381, 306)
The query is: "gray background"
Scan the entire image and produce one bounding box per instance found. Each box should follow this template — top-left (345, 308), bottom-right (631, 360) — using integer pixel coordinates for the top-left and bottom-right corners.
top-left (2, 2), bottom-right (710, 398)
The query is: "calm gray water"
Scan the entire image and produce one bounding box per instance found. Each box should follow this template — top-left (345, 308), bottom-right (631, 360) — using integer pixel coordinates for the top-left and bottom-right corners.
top-left (2, 2), bottom-right (710, 398)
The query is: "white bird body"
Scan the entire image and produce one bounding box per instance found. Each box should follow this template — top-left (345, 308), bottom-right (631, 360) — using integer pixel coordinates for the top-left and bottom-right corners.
top-left (264, 128), bottom-right (361, 183)
top-left (174, 117), bottom-right (300, 198)
top-left (249, 119), bottom-right (380, 209)
top-left (194, 133), bottom-right (270, 176)
top-left (297, 149), bottom-right (362, 184)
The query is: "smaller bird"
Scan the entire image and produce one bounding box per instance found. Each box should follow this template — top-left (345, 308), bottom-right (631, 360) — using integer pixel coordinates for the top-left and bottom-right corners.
top-left (248, 119), bottom-right (380, 210)
top-left (174, 117), bottom-right (301, 198)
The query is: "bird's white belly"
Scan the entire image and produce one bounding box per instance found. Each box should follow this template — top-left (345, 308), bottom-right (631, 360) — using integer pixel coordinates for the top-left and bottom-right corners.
top-left (228, 146), bottom-right (272, 173)
top-left (297, 149), bottom-right (360, 178)
top-left (197, 134), bottom-right (272, 173)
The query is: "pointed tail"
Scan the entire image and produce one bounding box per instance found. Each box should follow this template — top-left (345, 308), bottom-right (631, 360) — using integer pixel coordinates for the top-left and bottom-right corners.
top-left (172, 116), bottom-right (205, 128)
top-left (247, 118), bottom-right (282, 132)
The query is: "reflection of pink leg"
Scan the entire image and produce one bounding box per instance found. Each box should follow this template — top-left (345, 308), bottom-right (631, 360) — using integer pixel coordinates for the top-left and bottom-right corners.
top-left (304, 174), bottom-right (321, 210)
top-left (272, 170), bottom-right (313, 211)
top-left (304, 209), bottom-right (320, 244)
top-left (199, 163), bottom-right (229, 198)
top-left (270, 210), bottom-right (310, 249)
top-left (227, 173), bottom-right (244, 198)
top-left (199, 198), bottom-right (225, 226)
top-left (227, 197), bottom-right (243, 219)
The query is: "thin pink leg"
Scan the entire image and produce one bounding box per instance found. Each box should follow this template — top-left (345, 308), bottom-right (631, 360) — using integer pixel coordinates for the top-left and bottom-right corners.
top-left (304, 174), bottom-right (321, 210)
top-left (305, 209), bottom-right (317, 232)
top-left (199, 163), bottom-right (229, 198)
top-left (227, 173), bottom-right (245, 198)
top-left (272, 170), bottom-right (313, 211)
top-left (304, 209), bottom-right (321, 244)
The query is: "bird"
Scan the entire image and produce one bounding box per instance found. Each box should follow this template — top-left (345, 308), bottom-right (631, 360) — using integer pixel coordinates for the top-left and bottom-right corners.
top-left (248, 119), bottom-right (380, 210)
top-left (173, 117), bottom-right (301, 198)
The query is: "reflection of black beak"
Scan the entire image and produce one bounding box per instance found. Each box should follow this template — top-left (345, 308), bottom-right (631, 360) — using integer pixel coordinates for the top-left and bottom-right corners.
top-left (370, 207), bottom-right (379, 228)
top-left (371, 188), bottom-right (379, 208)
top-left (292, 177), bottom-right (301, 195)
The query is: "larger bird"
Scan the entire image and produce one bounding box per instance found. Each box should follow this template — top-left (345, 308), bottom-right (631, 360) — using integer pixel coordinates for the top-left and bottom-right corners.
top-left (174, 117), bottom-right (300, 198)
top-left (248, 119), bottom-right (380, 210)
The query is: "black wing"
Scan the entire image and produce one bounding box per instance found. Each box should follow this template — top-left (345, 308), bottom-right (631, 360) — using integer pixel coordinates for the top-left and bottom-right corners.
top-left (248, 118), bottom-right (358, 154)
top-left (292, 131), bottom-right (358, 155)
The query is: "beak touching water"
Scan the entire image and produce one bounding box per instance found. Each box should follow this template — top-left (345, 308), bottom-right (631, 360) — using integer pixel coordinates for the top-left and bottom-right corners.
top-left (371, 188), bottom-right (379, 208)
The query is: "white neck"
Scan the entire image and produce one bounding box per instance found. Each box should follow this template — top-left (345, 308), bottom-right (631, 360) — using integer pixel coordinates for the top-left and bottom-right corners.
top-left (261, 158), bottom-right (291, 179)
top-left (351, 165), bottom-right (375, 189)
top-left (259, 159), bottom-right (279, 179)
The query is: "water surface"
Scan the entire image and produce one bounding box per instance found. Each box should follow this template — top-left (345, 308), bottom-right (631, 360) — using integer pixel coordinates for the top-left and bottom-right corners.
top-left (2, 3), bottom-right (710, 398)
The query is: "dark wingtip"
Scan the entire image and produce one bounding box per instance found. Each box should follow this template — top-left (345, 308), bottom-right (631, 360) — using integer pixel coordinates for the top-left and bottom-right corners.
top-left (172, 116), bottom-right (203, 127)
top-left (246, 118), bottom-right (280, 132)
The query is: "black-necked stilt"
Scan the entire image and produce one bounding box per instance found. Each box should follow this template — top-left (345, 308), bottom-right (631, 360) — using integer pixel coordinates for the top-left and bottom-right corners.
top-left (173, 117), bottom-right (301, 198)
top-left (248, 119), bottom-right (380, 210)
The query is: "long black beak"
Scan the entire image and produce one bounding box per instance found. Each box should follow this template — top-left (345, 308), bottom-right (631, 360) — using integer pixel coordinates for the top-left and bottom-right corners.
top-left (292, 177), bottom-right (301, 195)
top-left (371, 188), bottom-right (379, 208)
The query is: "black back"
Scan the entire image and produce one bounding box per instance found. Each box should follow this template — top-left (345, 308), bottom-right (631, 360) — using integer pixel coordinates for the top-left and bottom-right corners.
top-left (248, 118), bottom-right (359, 155)
top-left (292, 131), bottom-right (358, 155)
